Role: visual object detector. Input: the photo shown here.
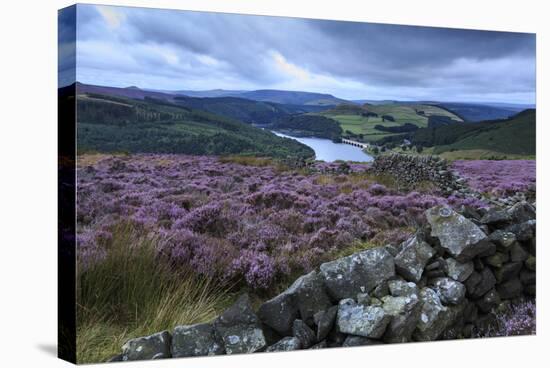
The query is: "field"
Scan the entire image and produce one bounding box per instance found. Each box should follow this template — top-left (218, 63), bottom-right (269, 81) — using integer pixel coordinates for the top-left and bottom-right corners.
top-left (318, 103), bottom-right (462, 141)
top-left (75, 153), bottom-right (535, 362)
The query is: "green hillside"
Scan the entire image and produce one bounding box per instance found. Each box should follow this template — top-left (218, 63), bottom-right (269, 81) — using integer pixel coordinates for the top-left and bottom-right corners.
top-left (317, 103), bottom-right (462, 142)
top-left (76, 93), bottom-right (314, 159)
top-left (432, 109), bottom-right (535, 156)
top-left (172, 95), bottom-right (327, 125)
top-left (268, 114), bottom-right (343, 140)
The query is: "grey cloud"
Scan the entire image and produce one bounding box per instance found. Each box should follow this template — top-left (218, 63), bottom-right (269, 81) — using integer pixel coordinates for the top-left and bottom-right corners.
top-left (72, 4), bottom-right (536, 103)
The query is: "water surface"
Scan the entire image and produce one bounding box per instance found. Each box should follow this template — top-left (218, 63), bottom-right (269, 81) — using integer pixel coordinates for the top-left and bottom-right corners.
top-left (273, 132), bottom-right (373, 162)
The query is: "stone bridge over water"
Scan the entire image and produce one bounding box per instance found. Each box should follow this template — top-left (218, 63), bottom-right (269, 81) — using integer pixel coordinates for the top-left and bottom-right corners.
top-left (341, 138), bottom-right (369, 149)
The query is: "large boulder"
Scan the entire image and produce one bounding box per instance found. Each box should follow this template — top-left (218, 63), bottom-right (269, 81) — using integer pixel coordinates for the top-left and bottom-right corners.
top-left (413, 288), bottom-right (463, 341)
top-left (172, 323), bottom-right (224, 358)
top-left (431, 277), bottom-right (466, 305)
top-left (494, 262), bottom-right (522, 283)
top-left (465, 268), bottom-right (496, 299)
top-left (426, 206), bottom-right (492, 262)
top-left (381, 293), bottom-right (422, 343)
top-left (266, 337), bottom-right (302, 352)
top-left (507, 201), bottom-right (536, 223)
top-left (257, 292), bottom-right (296, 336)
top-left (214, 294), bottom-right (266, 354)
top-left (257, 271), bottom-right (331, 335)
top-left (320, 248), bottom-right (395, 300)
top-left (394, 235), bottom-right (435, 282)
top-left (505, 220), bottom-right (536, 242)
top-left (336, 299), bottom-right (391, 339)
top-left (480, 208), bottom-right (512, 227)
top-left (121, 331), bottom-right (171, 361)
top-left (445, 258), bottom-right (474, 282)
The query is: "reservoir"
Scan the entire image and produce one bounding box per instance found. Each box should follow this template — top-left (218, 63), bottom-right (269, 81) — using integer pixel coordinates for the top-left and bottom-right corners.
top-left (273, 132), bottom-right (374, 163)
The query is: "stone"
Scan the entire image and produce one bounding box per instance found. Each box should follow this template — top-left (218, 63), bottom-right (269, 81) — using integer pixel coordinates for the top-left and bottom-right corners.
top-left (413, 288), bottom-right (457, 341)
top-left (172, 323), bottom-right (224, 358)
top-left (336, 299), bottom-right (391, 338)
top-left (266, 337), bottom-right (302, 352)
top-left (121, 331), bottom-right (171, 361)
top-left (320, 248), bottom-right (395, 300)
top-left (214, 294), bottom-right (266, 354)
top-left (431, 278), bottom-right (466, 305)
top-left (292, 320), bottom-right (317, 349)
top-left (505, 220), bottom-right (536, 242)
top-left (314, 306), bottom-right (338, 341)
top-left (496, 278), bottom-right (523, 299)
top-left (507, 201), bottom-right (536, 223)
top-left (425, 270), bottom-right (446, 278)
top-left (510, 243), bottom-right (529, 262)
top-left (310, 341), bottom-right (328, 349)
top-left (381, 294), bottom-right (422, 343)
top-left (463, 302), bottom-right (478, 323)
top-left (388, 279), bottom-right (419, 297)
top-left (476, 289), bottom-right (501, 313)
top-left (484, 252), bottom-right (507, 268)
top-left (488, 230), bottom-right (517, 250)
top-left (480, 208), bottom-right (512, 227)
top-left (394, 235), bottom-right (435, 282)
top-left (356, 293), bottom-right (371, 306)
top-left (466, 268), bottom-right (496, 299)
top-left (525, 255), bottom-right (536, 271)
top-left (520, 270), bottom-right (536, 285)
top-left (257, 293), bottom-right (296, 336)
top-left (445, 258), bottom-right (474, 282)
top-left (473, 258), bottom-right (485, 271)
top-left (494, 262), bottom-right (522, 283)
top-left (372, 281), bottom-right (390, 298)
top-left (342, 336), bottom-right (382, 347)
top-left (258, 271), bottom-right (331, 335)
top-left (425, 205), bottom-right (492, 262)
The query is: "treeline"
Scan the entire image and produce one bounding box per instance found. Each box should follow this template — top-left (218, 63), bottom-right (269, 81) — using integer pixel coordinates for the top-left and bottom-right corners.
top-left (268, 114), bottom-right (343, 140)
top-left (76, 93), bottom-right (315, 159)
top-left (374, 123), bottom-right (418, 133)
top-left (77, 97), bottom-right (188, 125)
top-left (427, 115), bottom-right (456, 128)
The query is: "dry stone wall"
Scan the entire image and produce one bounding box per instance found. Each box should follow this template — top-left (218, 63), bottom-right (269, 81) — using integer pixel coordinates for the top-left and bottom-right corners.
top-left (109, 202), bottom-right (536, 362)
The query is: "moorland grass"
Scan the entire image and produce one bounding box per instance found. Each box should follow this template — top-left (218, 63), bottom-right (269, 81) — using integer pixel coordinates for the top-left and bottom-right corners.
top-left (76, 224), bottom-right (234, 363)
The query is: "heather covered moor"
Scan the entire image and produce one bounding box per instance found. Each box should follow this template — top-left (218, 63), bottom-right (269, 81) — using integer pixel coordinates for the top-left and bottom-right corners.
top-left (59, 4), bottom-right (536, 364)
top-left (77, 155), bottom-right (535, 290)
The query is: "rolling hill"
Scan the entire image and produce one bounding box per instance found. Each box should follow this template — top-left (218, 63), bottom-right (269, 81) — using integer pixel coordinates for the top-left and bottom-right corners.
top-left (235, 89), bottom-right (348, 106)
top-left (76, 82), bottom-right (330, 125)
top-left (379, 109), bottom-right (536, 159)
top-left (431, 109), bottom-right (536, 156)
top-left (434, 102), bottom-right (528, 122)
top-left (75, 90), bottom-right (314, 159)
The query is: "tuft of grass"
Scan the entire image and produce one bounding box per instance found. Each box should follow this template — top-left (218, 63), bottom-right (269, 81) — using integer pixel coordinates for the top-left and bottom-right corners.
top-left (76, 224), bottom-right (234, 363)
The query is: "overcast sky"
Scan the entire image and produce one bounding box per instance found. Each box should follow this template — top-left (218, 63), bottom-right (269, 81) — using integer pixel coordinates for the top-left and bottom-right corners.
top-left (59, 4), bottom-right (536, 104)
